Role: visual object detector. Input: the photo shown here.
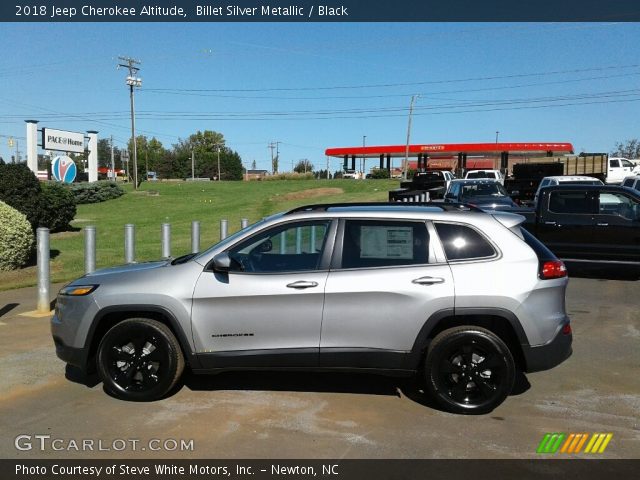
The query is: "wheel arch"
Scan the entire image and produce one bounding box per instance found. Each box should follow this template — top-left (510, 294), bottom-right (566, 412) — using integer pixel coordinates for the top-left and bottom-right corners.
top-left (409, 308), bottom-right (529, 371)
top-left (84, 305), bottom-right (199, 372)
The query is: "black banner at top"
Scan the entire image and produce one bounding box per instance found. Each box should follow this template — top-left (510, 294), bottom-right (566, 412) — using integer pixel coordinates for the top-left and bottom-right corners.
top-left (2, 0), bottom-right (640, 22)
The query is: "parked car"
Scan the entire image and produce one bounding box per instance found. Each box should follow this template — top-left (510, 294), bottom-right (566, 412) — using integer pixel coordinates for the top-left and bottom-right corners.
top-left (52, 202), bottom-right (572, 414)
top-left (521, 185), bottom-right (640, 262)
top-left (444, 179), bottom-right (518, 210)
top-left (464, 169), bottom-right (505, 185)
top-left (533, 176), bottom-right (603, 205)
top-left (621, 175), bottom-right (640, 193)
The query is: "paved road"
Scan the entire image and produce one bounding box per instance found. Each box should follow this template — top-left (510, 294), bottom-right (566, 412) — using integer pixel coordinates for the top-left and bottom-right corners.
top-left (0, 276), bottom-right (638, 459)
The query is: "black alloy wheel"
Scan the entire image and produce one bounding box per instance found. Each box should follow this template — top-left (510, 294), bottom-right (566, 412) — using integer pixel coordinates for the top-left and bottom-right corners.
top-left (424, 326), bottom-right (515, 414)
top-left (97, 318), bottom-right (184, 401)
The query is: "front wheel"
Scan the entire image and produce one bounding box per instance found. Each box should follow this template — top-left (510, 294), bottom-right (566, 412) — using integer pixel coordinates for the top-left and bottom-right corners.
top-left (97, 318), bottom-right (184, 401)
top-left (424, 326), bottom-right (515, 414)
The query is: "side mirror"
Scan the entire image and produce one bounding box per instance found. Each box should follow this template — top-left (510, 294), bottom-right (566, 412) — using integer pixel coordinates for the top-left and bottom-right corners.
top-left (211, 252), bottom-right (232, 272)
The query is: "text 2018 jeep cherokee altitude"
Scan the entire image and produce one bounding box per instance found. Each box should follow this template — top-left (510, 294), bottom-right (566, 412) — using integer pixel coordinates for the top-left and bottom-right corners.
top-left (51, 203), bottom-right (572, 414)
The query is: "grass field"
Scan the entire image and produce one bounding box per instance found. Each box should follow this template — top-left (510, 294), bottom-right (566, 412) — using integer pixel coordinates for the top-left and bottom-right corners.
top-left (0, 179), bottom-right (398, 291)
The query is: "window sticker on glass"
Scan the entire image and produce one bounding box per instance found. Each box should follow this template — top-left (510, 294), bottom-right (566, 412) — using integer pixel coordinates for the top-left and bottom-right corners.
top-left (360, 226), bottom-right (413, 259)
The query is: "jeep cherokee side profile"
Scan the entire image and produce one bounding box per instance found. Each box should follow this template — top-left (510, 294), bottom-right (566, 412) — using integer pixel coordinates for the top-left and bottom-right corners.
top-left (51, 203), bottom-right (572, 414)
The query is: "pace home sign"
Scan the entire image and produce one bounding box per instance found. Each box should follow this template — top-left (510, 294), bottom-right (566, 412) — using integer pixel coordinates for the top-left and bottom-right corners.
top-left (42, 128), bottom-right (85, 154)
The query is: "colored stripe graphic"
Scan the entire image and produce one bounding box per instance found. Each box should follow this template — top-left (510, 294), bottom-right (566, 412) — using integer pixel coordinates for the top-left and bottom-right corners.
top-left (538, 433), bottom-right (613, 454)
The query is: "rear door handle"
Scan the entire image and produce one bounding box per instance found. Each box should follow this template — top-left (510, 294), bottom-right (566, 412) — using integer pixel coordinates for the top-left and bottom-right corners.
top-left (596, 222), bottom-right (609, 227)
top-left (286, 281), bottom-right (318, 289)
top-left (412, 276), bottom-right (445, 285)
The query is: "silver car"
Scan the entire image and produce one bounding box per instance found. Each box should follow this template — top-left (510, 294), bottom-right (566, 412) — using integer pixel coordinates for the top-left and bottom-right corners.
top-left (51, 202), bottom-right (572, 414)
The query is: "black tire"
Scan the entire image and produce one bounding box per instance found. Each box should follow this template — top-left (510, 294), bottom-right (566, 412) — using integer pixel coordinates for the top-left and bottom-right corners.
top-left (424, 326), bottom-right (515, 414)
top-left (97, 318), bottom-right (184, 401)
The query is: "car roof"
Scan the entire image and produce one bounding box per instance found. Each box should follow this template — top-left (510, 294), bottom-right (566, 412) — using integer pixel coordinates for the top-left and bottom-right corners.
top-left (541, 176), bottom-right (601, 181)
top-left (451, 178), bottom-right (500, 184)
top-left (284, 202), bottom-right (484, 216)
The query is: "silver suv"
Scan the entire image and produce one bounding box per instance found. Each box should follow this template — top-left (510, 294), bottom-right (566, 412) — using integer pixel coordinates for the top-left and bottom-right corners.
top-left (51, 203), bottom-right (572, 414)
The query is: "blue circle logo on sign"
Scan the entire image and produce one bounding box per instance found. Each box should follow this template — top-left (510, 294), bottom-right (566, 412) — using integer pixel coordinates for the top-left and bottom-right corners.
top-left (52, 156), bottom-right (77, 183)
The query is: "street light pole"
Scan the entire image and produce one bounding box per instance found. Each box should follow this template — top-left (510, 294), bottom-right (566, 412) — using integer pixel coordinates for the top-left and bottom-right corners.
top-left (495, 131), bottom-right (500, 143)
top-left (362, 135), bottom-right (367, 178)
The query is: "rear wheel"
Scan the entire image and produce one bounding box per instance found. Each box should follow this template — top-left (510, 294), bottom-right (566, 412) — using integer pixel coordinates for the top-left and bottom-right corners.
top-left (97, 318), bottom-right (184, 401)
top-left (424, 326), bottom-right (515, 414)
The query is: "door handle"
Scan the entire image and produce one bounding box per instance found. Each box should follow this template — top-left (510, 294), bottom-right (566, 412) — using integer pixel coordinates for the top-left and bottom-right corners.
top-left (544, 221), bottom-right (557, 226)
top-left (412, 276), bottom-right (445, 285)
top-left (286, 281), bottom-right (318, 289)
top-left (596, 222), bottom-right (609, 227)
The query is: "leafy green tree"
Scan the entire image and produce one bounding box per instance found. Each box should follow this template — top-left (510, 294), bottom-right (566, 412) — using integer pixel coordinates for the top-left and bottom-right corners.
top-left (172, 130), bottom-right (242, 180)
top-left (294, 159), bottom-right (314, 174)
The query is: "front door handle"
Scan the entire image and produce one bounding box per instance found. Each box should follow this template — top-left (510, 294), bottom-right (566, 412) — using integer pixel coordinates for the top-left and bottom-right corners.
top-left (286, 281), bottom-right (318, 289)
top-left (596, 222), bottom-right (609, 227)
top-left (412, 276), bottom-right (445, 285)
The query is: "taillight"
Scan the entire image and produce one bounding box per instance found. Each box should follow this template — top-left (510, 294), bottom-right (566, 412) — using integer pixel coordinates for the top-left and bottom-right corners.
top-left (540, 260), bottom-right (567, 279)
top-left (561, 323), bottom-right (572, 335)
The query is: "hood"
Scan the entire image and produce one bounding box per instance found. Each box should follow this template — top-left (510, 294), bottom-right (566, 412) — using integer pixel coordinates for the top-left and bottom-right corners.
top-left (83, 260), bottom-right (170, 277)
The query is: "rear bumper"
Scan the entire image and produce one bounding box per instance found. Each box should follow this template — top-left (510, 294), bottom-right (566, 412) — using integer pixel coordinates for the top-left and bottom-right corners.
top-left (521, 321), bottom-right (572, 373)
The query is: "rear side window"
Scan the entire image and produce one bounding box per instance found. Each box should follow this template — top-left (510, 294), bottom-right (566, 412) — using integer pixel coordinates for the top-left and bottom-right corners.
top-left (434, 223), bottom-right (496, 261)
top-left (548, 191), bottom-right (593, 214)
top-left (622, 178), bottom-right (635, 188)
top-left (341, 220), bottom-right (429, 268)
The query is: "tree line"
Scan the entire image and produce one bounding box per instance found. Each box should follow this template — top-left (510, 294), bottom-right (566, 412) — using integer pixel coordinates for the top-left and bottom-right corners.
top-left (97, 130), bottom-right (244, 181)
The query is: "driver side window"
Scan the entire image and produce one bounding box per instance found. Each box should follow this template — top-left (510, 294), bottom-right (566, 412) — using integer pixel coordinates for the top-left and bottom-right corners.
top-left (227, 220), bottom-right (331, 273)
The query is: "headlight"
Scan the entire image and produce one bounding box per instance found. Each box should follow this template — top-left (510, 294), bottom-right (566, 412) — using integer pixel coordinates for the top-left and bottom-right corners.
top-left (59, 285), bottom-right (99, 296)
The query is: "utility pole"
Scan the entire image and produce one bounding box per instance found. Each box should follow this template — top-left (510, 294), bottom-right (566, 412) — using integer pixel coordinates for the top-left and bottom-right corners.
top-left (268, 141), bottom-right (280, 174)
top-left (110, 135), bottom-right (115, 181)
top-left (326, 156), bottom-right (330, 179)
top-left (403, 95), bottom-right (418, 181)
top-left (495, 131), bottom-right (500, 143)
top-left (216, 144), bottom-right (221, 181)
top-left (118, 56), bottom-right (142, 189)
top-left (362, 135), bottom-right (367, 178)
top-left (191, 148), bottom-right (195, 180)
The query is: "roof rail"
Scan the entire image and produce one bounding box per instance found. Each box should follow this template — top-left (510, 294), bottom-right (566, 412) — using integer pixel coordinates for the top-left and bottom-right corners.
top-left (284, 202), bottom-right (484, 215)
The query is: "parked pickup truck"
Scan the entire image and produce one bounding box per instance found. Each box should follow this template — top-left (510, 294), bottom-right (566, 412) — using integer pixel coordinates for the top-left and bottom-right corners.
top-left (388, 170), bottom-right (455, 202)
top-left (519, 185), bottom-right (640, 263)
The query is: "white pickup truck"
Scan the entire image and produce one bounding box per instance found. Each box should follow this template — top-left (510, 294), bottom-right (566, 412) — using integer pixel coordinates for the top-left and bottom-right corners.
top-left (607, 157), bottom-right (640, 184)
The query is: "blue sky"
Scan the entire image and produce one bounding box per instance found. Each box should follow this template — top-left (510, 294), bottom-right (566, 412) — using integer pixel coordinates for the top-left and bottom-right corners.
top-left (1, 22), bottom-right (640, 172)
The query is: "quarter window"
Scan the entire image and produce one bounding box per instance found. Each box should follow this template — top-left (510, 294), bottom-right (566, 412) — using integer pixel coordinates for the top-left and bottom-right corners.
top-left (340, 220), bottom-right (429, 269)
top-left (598, 192), bottom-right (639, 220)
top-left (434, 223), bottom-right (496, 261)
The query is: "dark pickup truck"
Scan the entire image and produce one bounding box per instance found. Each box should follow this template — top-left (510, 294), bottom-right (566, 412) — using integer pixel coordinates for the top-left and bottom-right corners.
top-left (520, 185), bottom-right (640, 263)
top-left (388, 170), bottom-right (454, 202)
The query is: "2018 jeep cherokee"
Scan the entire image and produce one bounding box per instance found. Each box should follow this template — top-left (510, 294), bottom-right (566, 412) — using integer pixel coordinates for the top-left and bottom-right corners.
top-left (51, 202), bottom-right (572, 414)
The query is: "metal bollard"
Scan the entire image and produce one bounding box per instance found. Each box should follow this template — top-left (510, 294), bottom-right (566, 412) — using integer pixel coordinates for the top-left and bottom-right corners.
top-left (220, 219), bottom-right (228, 240)
top-left (84, 226), bottom-right (96, 274)
top-left (191, 221), bottom-right (200, 254)
top-left (124, 224), bottom-right (135, 264)
top-left (403, 197), bottom-right (408, 203)
top-left (161, 223), bottom-right (171, 259)
top-left (36, 228), bottom-right (50, 313)
top-left (241, 218), bottom-right (249, 229)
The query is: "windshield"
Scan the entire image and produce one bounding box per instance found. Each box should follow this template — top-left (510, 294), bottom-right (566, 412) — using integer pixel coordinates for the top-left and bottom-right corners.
top-left (621, 159), bottom-right (635, 168)
top-left (466, 171), bottom-right (495, 179)
top-left (193, 214), bottom-right (282, 263)
top-left (461, 183), bottom-right (508, 199)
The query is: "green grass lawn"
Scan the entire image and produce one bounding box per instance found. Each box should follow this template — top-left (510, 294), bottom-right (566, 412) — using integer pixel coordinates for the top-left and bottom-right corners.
top-left (0, 179), bottom-right (398, 291)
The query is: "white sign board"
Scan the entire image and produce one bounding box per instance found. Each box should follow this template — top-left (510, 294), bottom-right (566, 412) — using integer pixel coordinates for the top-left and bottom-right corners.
top-left (360, 226), bottom-right (413, 259)
top-left (42, 128), bottom-right (85, 153)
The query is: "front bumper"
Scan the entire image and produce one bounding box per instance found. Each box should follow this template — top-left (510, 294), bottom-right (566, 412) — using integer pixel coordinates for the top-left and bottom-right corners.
top-left (521, 321), bottom-right (572, 373)
top-left (52, 335), bottom-right (90, 371)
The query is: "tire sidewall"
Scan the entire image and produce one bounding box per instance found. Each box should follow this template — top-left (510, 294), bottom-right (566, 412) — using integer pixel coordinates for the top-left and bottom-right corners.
top-left (425, 328), bottom-right (515, 414)
top-left (97, 319), bottom-right (181, 401)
